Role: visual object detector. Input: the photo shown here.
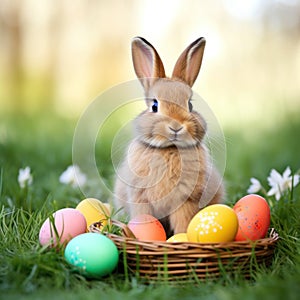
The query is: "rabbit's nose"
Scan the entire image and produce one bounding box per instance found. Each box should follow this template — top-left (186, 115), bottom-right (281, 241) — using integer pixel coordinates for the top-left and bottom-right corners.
top-left (169, 126), bottom-right (183, 133)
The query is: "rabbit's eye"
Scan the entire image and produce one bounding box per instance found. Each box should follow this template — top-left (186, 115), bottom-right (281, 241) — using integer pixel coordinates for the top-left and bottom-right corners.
top-left (188, 101), bottom-right (193, 112)
top-left (151, 99), bottom-right (158, 113)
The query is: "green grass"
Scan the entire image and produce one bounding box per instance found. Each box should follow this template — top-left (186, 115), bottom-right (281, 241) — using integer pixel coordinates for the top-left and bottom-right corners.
top-left (0, 111), bottom-right (300, 299)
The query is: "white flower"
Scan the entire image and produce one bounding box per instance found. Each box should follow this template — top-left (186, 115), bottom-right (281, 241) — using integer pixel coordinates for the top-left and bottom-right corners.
top-left (267, 167), bottom-right (300, 200)
top-left (247, 177), bottom-right (262, 194)
top-left (59, 165), bottom-right (87, 188)
top-left (18, 166), bottom-right (33, 188)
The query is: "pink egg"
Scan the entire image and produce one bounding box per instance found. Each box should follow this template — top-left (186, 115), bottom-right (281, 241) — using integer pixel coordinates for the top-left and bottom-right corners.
top-left (39, 208), bottom-right (87, 247)
top-left (128, 214), bottom-right (166, 241)
top-left (233, 194), bottom-right (271, 241)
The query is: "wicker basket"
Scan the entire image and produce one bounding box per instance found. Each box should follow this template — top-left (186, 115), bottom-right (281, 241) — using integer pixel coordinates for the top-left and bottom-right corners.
top-left (90, 220), bottom-right (279, 282)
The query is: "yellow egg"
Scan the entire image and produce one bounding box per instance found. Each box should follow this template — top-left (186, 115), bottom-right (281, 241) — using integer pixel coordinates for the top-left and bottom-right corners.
top-left (76, 198), bottom-right (111, 230)
top-left (187, 204), bottom-right (238, 243)
top-left (167, 233), bottom-right (189, 242)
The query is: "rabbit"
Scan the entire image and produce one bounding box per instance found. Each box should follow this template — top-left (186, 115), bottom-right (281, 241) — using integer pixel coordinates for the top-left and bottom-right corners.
top-left (114, 37), bottom-right (224, 237)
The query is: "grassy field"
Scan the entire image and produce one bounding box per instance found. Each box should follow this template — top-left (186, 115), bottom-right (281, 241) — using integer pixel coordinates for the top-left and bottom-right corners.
top-left (0, 111), bottom-right (300, 300)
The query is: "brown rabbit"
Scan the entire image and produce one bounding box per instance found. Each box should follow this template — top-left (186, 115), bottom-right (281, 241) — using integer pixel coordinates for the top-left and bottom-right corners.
top-left (114, 37), bottom-right (224, 236)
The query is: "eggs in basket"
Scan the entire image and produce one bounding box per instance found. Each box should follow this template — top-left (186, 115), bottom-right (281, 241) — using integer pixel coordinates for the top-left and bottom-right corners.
top-left (177, 194), bottom-right (270, 243)
top-left (121, 194), bottom-right (271, 243)
top-left (186, 195), bottom-right (271, 243)
top-left (38, 194), bottom-right (271, 278)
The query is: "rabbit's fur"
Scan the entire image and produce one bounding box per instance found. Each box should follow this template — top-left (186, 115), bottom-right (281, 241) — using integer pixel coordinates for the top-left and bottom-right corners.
top-left (114, 37), bottom-right (224, 236)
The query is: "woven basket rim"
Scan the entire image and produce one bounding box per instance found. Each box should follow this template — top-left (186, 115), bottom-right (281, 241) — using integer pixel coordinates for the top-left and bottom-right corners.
top-left (90, 220), bottom-right (279, 281)
top-left (90, 220), bottom-right (279, 249)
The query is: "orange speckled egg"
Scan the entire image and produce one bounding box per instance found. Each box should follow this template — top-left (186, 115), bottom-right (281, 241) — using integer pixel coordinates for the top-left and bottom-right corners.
top-left (128, 214), bottom-right (167, 241)
top-left (233, 194), bottom-right (270, 241)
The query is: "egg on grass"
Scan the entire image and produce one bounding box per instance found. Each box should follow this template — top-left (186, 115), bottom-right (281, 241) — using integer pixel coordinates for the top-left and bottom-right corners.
top-left (76, 198), bottom-right (111, 230)
top-left (64, 233), bottom-right (119, 278)
top-left (39, 208), bottom-right (87, 247)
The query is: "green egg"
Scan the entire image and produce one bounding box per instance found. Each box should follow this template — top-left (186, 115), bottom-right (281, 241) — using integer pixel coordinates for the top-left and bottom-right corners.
top-left (64, 232), bottom-right (119, 278)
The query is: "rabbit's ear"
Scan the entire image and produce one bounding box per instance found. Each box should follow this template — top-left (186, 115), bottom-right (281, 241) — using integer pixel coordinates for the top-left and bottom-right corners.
top-left (132, 37), bottom-right (165, 90)
top-left (172, 37), bottom-right (206, 87)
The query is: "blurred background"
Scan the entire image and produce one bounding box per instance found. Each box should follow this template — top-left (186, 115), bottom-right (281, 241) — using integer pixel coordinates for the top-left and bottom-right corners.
top-left (0, 0), bottom-right (299, 128)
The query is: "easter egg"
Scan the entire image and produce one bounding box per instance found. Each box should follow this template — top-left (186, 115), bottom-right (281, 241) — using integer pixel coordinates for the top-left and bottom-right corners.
top-left (39, 208), bottom-right (86, 247)
top-left (128, 214), bottom-right (167, 241)
top-left (167, 233), bottom-right (189, 242)
top-left (64, 233), bottom-right (119, 278)
top-left (233, 194), bottom-right (270, 241)
top-left (76, 198), bottom-right (111, 230)
top-left (187, 204), bottom-right (238, 243)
